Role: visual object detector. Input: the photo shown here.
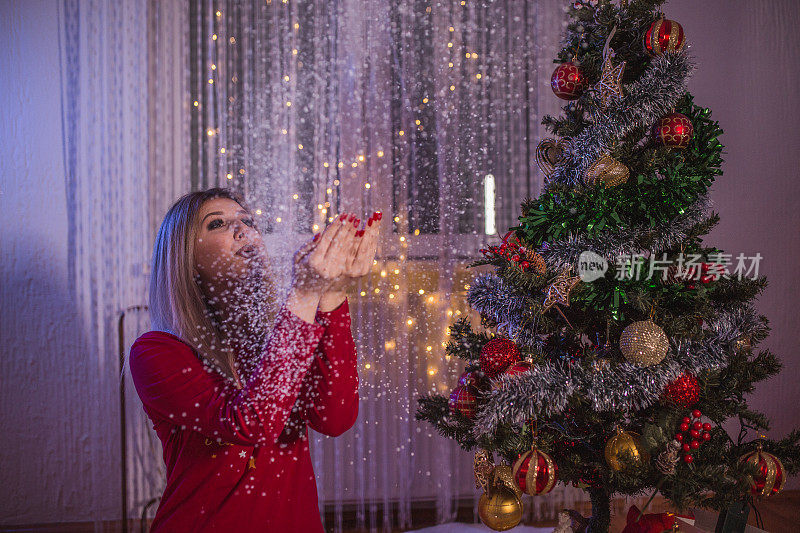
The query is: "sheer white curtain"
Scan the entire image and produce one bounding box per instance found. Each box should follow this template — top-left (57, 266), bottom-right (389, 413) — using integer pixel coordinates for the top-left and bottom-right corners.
top-left (182, 1), bottom-right (578, 531)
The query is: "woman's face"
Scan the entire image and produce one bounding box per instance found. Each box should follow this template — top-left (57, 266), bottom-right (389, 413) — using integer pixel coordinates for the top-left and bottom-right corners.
top-left (193, 197), bottom-right (266, 288)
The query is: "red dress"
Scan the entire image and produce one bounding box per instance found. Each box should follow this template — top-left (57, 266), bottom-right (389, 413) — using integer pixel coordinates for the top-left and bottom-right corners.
top-left (128, 298), bottom-right (358, 532)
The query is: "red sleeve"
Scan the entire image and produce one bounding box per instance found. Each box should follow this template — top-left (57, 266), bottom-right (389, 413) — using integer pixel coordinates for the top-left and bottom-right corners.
top-left (129, 302), bottom-right (325, 447)
top-left (301, 297), bottom-right (359, 437)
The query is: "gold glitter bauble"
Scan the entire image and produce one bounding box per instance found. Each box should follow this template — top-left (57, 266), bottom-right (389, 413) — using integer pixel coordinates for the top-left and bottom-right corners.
top-left (478, 484), bottom-right (523, 531)
top-left (583, 153), bottom-right (629, 187)
top-left (493, 464), bottom-right (523, 499)
top-left (604, 429), bottom-right (650, 472)
top-left (619, 319), bottom-right (669, 366)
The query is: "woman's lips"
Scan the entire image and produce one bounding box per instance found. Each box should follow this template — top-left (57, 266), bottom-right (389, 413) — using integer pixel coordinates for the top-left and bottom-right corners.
top-left (236, 244), bottom-right (257, 257)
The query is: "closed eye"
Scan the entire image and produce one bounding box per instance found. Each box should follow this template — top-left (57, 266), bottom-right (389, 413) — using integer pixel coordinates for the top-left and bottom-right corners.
top-left (207, 217), bottom-right (257, 230)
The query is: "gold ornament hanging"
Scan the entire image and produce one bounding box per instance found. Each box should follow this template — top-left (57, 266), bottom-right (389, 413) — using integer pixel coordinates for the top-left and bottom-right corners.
top-left (478, 483), bottom-right (523, 531)
top-left (583, 153), bottom-right (630, 187)
top-left (543, 269), bottom-right (581, 312)
top-left (619, 319), bottom-right (669, 366)
top-left (493, 464), bottom-right (524, 499)
top-left (474, 449), bottom-right (495, 491)
top-left (595, 26), bottom-right (626, 108)
top-left (535, 137), bottom-right (572, 178)
top-left (605, 428), bottom-right (650, 472)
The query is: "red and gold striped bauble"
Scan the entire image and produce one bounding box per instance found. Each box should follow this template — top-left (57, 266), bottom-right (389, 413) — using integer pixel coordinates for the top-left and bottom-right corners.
top-left (480, 338), bottom-right (521, 379)
top-left (653, 112), bottom-right (693, 149)
top-left (643, 17), bottom-right (686, 56)
top-left (739, 445), bottom-right (786, 497)
top-left (551, 62), bottom-right (587, 100)
top-left (512, 448), bottom-right (558, 496)
top-left (449, 384), bottom-right (478, 418)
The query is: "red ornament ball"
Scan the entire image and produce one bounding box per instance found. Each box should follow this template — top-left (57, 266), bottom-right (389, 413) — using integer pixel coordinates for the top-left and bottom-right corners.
top-left (551, 62), bottom-right (587, 100)
top-left (662, 372), bottom-right (701, 408)
top-left (739, 446), bottom-right (786, 497)
top-left (684, 454), bottom-right (694, 463)
top-left (690, 440), bottom-right (700, 449)
top-left (448, 385), bottom-right (478, 418)
top-left (682, 416), bottom-right (691, 424)
top-left (692, 409), bottom-right (702, 419)
top-left (690, 429), bottom-right (700, 439)
top-left (505, 361), bottom-right (533, 376)
top-left (682, 443), bottom-right (690, 453)
top-left (692, 421), bottom-right (702, 431)
top-left (674, 433), bottom-right (684, 442)
top-left (512, 448), bottom-right (558, 495)
top-left (702, 432), bottom-right (711, 441)
top-left (643, 17), bottom-right (686, 56)
top-left (480, 338), bottom-right (522, 379)
top-left (653, 112), bottom-right (694, 149)
top-left (679, 422), bottom-right (690, 432)
top-left (458, 370), bottom-right (488, 390)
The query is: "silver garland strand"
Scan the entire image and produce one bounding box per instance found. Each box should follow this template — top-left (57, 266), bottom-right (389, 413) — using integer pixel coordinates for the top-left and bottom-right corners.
top-left (469, 304), bottom-right (762, 437)
top-left (544, 50), bottom-right (695, 187)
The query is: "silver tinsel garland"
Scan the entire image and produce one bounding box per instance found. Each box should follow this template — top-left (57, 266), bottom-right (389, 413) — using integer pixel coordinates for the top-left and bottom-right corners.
top-left (545, 50), bottom-right (695, 187)
top-left (466, 272), bottom-right (544, 350)
top-left (468, 302), bottom-right (762, 438)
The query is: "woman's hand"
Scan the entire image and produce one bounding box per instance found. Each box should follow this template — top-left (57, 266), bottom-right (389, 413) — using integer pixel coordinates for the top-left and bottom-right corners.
top-left (291, 214), bottom-right (357, 295)
top-left (318, 210), bottom-right (382, 311)
top-left (287, 215), bottom-right (357, 323)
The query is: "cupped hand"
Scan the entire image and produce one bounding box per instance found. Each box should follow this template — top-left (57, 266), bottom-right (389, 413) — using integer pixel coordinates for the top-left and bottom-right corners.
top-left (290, 214), bottom-right (358, 295)
top-left (328, 210), bottom-right (382, 291)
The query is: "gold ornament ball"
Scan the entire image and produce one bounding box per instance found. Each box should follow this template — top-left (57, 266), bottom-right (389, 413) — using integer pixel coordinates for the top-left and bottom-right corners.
top-left (619, 319), bottom-right (669, 366)
top-left (605, 429), bottom-right (650, 472)
top-left (584, 153), bottom-right (630, 187)
top-left (478, 485), bottom-right (523, 531)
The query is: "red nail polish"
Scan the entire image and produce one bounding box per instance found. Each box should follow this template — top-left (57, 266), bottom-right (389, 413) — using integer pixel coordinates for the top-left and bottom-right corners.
top-left (368, 218), bottom-right (374, 226)
top-left (339, 214), bottom-right (347, 221)
top-left (356, 229), bottom-right (364, 237)
top-left (353, 218), bottom-right (360, 227)
top-left (313, 233), bottom-right (320, 241)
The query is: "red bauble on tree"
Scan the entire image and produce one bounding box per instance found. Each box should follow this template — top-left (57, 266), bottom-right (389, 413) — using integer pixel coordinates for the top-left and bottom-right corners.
top-left (643, 17), bottom-right (686, 56)
top-left (653, 112), bottom-right (693, 149)
top-left (449, 385), bottom-right (478, 418)
top-left (480, 338), bottom-right (521, 379)
top-left (551, 61), bottom-right (587, 100)
top-left (739, 444), bottom-right (787, 497)
top-left (504, 361), bottom-right (533, 376)
top-left (512, 448), bottom-right (558, 495)
top-left (662, 372), bottom-right (700, 408)
top-left (458, 370), bottom-right (488, 390)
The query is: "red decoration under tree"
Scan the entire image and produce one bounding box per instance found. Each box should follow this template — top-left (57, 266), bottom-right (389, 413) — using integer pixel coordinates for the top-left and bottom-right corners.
top-left (662, 372), bottom-right (700, 408)
top-left (551, 61), bottom-right (587, 100)
top-left (480, 338), bottom-right (521, 379)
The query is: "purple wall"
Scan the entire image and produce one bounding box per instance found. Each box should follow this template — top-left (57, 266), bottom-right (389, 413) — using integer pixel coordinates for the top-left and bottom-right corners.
top-left (669, 0), bottom-right (800, 487)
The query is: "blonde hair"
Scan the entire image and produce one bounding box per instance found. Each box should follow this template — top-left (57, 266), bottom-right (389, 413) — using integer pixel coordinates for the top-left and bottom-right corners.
top-left (145, 187), bottom-right (276, 386)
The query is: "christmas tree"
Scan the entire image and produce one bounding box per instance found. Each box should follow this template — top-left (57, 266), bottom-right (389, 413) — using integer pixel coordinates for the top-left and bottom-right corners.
top-left (416, 1), bottom-right (800, 531)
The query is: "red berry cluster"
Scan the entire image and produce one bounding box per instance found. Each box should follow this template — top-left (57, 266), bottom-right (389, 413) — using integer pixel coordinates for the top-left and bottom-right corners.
top-left (479, 231), bottom-right (542, 272)
top-left (673, 409), bottom-right (712, 463)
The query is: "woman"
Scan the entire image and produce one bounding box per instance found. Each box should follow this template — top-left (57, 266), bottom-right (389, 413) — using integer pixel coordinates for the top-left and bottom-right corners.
top-left (128, 187), bottom-right (381, 532)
